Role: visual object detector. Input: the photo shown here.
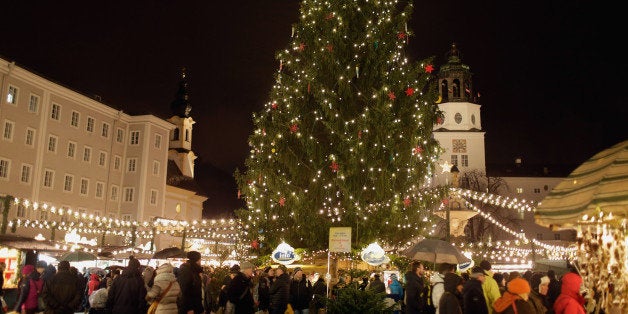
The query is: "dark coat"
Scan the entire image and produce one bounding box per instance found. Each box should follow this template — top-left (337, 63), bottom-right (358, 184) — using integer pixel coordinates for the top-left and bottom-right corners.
top-left (462, 278), bottom-right (488, 314)
top-left (368, 278), bottom-right (386, 294)
top-left (404, 271), bottom-right (427, 314)
top-left (498, 298), bottom-right (540, 314)
top-left (14, 271), bottom-right (43, 312)
top-left (269, 273), bottom-right (290, 313)
top-left (227, 272), bottom-right (255, 314)
top-left (289, 275), bottom-right (312, 310)
top-left (257, 275), bottom-right (271, 311)
top-left (177, 261), bottom-right (204, 314)
top-left (42, 269), bottom-right (83, 314)
top-left (439, 273), bottom-right (463, 314)
top-left (106, 267), bottom-right (147, 314)
top-left (311, 278), bottom-right (327, 310)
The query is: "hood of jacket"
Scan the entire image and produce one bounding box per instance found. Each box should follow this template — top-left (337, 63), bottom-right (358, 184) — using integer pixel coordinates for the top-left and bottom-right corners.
top-left (430, 272), bottom-right (444, 285)
top-left (443, 272), bottom-right (462, 293)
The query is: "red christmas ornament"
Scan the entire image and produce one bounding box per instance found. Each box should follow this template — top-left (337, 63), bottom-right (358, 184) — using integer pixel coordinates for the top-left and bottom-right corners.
top-left (436, 117), bottom-right (443, 125)
top-left (405, 87), bottom-right (415, 96)
top-left (425, 64), bottom-right (434, 73)
top-left (442, 198), bottom-right (449, 205)
top-left (290, 124), bottom-right (299, 133)
top-left (326, 44), bottom-right (334, 52)
top-left (252, 240), bottom-right (259, 249)
top-left (403, 197), bottom-right (412, 207)
top-left (397, 32), bottom-right (406, 39)
top-left (325, 12), bottom-right (334, 20)
top-left (388, 91), bottom-right (396, 100)
top-left (299, 43), bottom-right (306, 51)
top-left (412, 145), bottom-right (423, 155)
top-left (330, 161), bottom-right (339, 172)
top-left (279, 197), bottom-right (286, 207)
top-left (271, 102), bottom-right (278, 109)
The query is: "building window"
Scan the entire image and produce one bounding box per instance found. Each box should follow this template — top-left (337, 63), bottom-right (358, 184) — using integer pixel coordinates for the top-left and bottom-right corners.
top-left (152, 160), bottom-right (160, 175)
top-left (116, 128), bottom-right (124, 143)
top-left (554, 233), bottom-right (561, 240)
top-left (71, 111), bottom-right (80, 127)
top-left (127, 158), bottom-right (137, 172)
top-left (93, 210), bottom-right (101, 217)
top-left (98, 151), bottom-right (107, 167)
top-left (516, 187), bottom-right (524, 194)
top-left (64, 174), bottom-right (74, 192)
top-left (130, 131), bottom-right (140, 145)
top-left (113, 155), bottom-right (121, 170)
top-left (101, 123), bottom-right (110, 138)
top-left (95, 182), bottom-right (104, 199)
top-left (43, 169), bottom-right (54, 188)
top-left (67, 141), bottom-right (76, 158)
top-left (25, 128), bottom-right (35, 147)
top-left (0, 158), bottom-right (10, 179)
top-left (29, 94), bottom-right (39, 113)
top-left (47, 135), bottom-right (58, 153)
top-left (51, 103), bottom-right (61, 120)
top-left (536, 233), bottom-right (543, 240)
top-left (20, 164), bottom-right (32, 184)
top-left (108, 213), bottom-right (117, 220)
top-left (534, 188), bottom-right (541, 194)
top-left (83, 146), bottom-right (92, 162)
top-left (86, 117), bottom-right (95, 132)
top-left (80, 178), bottom-right (89, 196)
top-left (173, 128), bottom-right (179, 140)
top-left (16, 204), bottom-right (26, 218)
top-left (6, 85), bottom-right (18, 104)
top-left (185, 129), bottom-right (190, 142)
top-left (124, 187), bottom-right (134, 202)
top-left (110, 185), bottom-right (119, 201)
top-left (3, 120), bottom-right (14, 141)
top-left (38, 210), bottom-right (49, 220)
top-left (121, 214), bottom-right (132, 222)
top-left (461, 155), bottom-right (469, 167)
top-left (451, 155), bottom-right (458, 166)
top-left (154, 134), bottom-right (162, 149)
top-left (150, 190), bottom-right (158, 205)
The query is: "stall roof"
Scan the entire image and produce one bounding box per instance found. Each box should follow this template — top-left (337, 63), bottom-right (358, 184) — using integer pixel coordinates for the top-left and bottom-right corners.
top-left (0, 234), bottom-right (64, 252)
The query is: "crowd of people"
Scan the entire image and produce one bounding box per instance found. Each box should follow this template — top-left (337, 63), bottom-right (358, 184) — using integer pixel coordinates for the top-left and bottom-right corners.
top-left (1, 254), bottom-right (591, 314)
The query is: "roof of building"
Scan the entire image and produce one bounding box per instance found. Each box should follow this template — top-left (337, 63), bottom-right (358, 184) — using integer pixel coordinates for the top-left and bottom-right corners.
top-left (166, 160), bottom-right (206, 196)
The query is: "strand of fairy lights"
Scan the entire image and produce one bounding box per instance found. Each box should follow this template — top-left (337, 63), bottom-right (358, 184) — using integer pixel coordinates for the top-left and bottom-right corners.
top-left (455, 188), bottom-right (537, 212)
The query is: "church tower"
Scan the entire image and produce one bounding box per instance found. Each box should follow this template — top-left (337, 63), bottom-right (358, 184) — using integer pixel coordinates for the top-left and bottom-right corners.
top-left (167, 68), bottom-right (197, 178)
top-left (432, 43), bottom-right (486, 185)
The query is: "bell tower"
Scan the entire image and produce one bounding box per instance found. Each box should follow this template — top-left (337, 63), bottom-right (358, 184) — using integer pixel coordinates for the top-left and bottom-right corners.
top-left (432, 43), bottom-right (486, 186)
top-left (167, 68), bottom-right (197, 178)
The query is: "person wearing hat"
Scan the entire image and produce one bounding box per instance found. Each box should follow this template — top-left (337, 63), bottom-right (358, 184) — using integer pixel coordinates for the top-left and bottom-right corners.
top-left (492, 277), bottom-right (538, 314)
top-left (226, 261), bottom-right (255, 314)
top-left (528, 273), bottom-right (550, 313)
top-left (552, 272), bottom-right (585, 314)
top-left (42, 260), bottom-right (83, 314)
top-left (269, 265), bottom-right (290, 314)
top-left (439, 272), bottom-right (464, 314)
top-left (479, 260), bottom-right (501, 314)
top-left (288, 267), bottom-right (312, 314)
top-left (311, 274), bottom-right (327, 313)
top-left (431, 263), bottom-right (456, 314)
top-left (177, 251), bottom-right (204, 314)
top-left (13, 264), bottom-right (44, 314)
top-left (462, 266), bottom-right (489, 314)
top-left (106, 256), bottom-right (147, 313)
top-left (146, 263), bottom-right (181, 314)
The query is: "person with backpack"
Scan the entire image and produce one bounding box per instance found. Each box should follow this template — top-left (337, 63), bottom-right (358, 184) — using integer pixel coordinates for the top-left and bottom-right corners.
top-left (462, 267), bottom-right (488, 314)
top-left (438, 273), bottom-right (464, 314)
top-left (13, 264), bottom-right (44, 314)
top-left (431, 263), bottom-right (455, 314)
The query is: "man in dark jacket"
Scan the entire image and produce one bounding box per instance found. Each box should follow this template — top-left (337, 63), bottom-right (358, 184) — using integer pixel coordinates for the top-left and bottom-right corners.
top-left (42, 260), bottom-right (83, 314)
top-left (404, 261), bottom-right (428, 314)
top-left (438, 273), bottom-right (463, 314)
top-left (227, 261), bottom-right (255, 314)
top-left (177, 251), bottom-right (204, 314)
top-left (289, 267), bottom-right (312, 314)
top-left (106, 257), bottom-right (147, 314)
top-left (269, 265), bottom-right (290, 314)
top-left (368, 274), bottom-right (386, 294)
top-left (311, 276), bottom-right (327, 312)
top-left (546, 270), bottom-right (561, 309)
top-left (462, 266), bottom-right (488, 314)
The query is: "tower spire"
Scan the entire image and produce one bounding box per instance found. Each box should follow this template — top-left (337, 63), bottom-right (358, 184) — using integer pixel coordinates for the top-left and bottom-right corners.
top-left (170, 67), bottom-right (192, 117)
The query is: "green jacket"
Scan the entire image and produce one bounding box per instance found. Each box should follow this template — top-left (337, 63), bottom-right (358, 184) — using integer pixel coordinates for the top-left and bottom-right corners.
top-left (482, 271), bottom-right (501, 314)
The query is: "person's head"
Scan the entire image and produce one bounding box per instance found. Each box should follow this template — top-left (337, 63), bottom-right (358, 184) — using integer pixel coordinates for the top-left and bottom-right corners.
top-left (292, 267), bottom-right (303, 279)
top-left (509, 271), bottom-right (521, 281)
top-left (240, 261), bottom-right (255, 277)
top-left (58, 260), bottom-right (71, 271)
top-left (343, 272), bottom-right (352, 283)
top-left (547, 269), bottom-right (556, 280)
top-left (508, 278), bottom-right (531, 300)
top-left (264, 266), bottom-right (275, 277)
top-left (411, 261), bottom-right (425, 276)
top-left (187, 251), bottom-right (202, 265)
top-left (560, 272), bottom-right (583, 296)
top-left (538, 275), bottom-right (550, 296)
top-left (156, 263), bottom-right (174, 275)
top-left (230, 264), bottom-right (241, 275)
top-left (479, 260), bottom-right (492, 272)
top-left (444, 272), bottom-right (464, 294)
top-left (36, 260), bottom-right (47, 274)
top-left (277, 264), bottom-right (287, 276)
top-left (493, 272), bottom-right (505, 287)
top-left (470, 266), bottom-right (486, 283)
top-left (127, 256), bottom-right (141, 272)
top-left (438, 262), bottom-right (455, 274)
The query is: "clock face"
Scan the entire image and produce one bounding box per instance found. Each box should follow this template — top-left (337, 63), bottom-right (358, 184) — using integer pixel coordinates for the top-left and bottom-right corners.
top-left (455, 113), bottom-right (462, 124)
top-left (471, 114), bottom-right (476, 125)
top-left (452, 139), bottom-right (467, 153)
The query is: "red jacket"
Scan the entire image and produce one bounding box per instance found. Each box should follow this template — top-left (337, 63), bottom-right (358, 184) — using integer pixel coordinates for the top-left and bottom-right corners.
top-left (553, 273), bottom-right (585, 314)
top-left (88, 273), bottom-right (100, 296)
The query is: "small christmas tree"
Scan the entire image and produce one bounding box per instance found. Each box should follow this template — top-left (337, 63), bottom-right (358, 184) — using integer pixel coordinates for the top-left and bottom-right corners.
top-left (236, 0), bottom-right (444, 251)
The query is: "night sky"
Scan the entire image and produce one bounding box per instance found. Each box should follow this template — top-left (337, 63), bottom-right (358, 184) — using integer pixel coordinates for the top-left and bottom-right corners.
top-left (2, 1), bottom-right (625, 214)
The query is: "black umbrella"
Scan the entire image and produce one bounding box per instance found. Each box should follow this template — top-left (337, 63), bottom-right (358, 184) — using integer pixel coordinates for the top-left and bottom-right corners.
top-left (152, 247), bottom-right (187, 259)
top-left (402, 238), bottom-right (470, 264)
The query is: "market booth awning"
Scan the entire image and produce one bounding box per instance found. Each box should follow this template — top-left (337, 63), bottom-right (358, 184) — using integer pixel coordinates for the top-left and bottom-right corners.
top-left (535, 140), bottom-right (628, 229)
top-left (0, 234), bottom-right (64, 252)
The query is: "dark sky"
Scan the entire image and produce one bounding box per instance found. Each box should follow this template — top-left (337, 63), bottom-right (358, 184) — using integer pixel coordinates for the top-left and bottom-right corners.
top-left (2, 1), bottom-right (626, 212)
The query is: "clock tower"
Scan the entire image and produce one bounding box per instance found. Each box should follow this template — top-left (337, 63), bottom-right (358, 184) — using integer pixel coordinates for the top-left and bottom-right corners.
top-left (167, 68), bottom-right (197, 178)
top-left (432, 43), bottom-right (486, 186)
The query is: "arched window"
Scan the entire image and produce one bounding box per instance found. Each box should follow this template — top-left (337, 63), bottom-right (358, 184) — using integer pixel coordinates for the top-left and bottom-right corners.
top-left (441, 81), bottom-right (449, 102)
top-left (173, 128), bottom-right (179, 141)
top-left (452, 79), bottom-right (461, 98)
top-left (185, 129), bottom-right (190, 142)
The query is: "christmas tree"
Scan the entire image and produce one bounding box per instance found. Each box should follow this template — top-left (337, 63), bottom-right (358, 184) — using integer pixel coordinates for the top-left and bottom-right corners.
top-left (236, 0), bottom-right (445, 252)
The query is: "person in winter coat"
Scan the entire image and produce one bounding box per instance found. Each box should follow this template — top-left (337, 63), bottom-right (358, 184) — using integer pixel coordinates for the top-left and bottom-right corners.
top-left (492, 278), bottom-right (539, 314)
top-left (431, 263), bottom-right (455, 314)
top-left (41, 264), bottom-right (57, 286)
top-left (463, 266), bottom-right (488, 314)
top-left (87, 273), bottom-right (100, 297)
top-left (552, 272), bottom-right (585, 314)
top-left (106, 257), bottom-right (147, 314)
top-left (177, 251), bottom-right (204, 314)
top-left (42, 260), bottom-right (83, 314)
top-left (311, 276), bottom-right (327, 312)
top-left (479, 260), bottom-right (502, 314)
top-left (368, 274), bottom-right (386, 294)
top-left (269, 265), bottom-right (290, 314)
top-left (528, 273), bottom-right (550, 313)
top-left (546, 270), bottom-right (561, 311)
top-left (289, 267), bottom-right (312, 314)
top-left (439, 272), bottom-right (464, 314)
top-left (404, 261), bottom-right (428, 314)
top-left (88, 286), bottom-right (110, 314)
top-left (227, 261), bottom-right (256, 314)
top-left (256, 269), bottom-right (272, 313)
top-left (13, 264), bottom-right (43, 314)
top-left (146, 263), bottom-right (181, 314)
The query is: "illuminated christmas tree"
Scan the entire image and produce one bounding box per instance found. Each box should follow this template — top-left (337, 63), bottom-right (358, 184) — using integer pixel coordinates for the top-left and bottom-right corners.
top-left (236, 0), bottom-right (444, 251)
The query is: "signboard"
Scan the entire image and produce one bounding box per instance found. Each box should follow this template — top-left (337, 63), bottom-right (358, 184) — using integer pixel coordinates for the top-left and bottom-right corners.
top-left (271, 242), bottom-right (299, 265)
top-left (360, 242), bottom-right (390, 266)
top-left (329, 227), bottom-right (352, 252)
